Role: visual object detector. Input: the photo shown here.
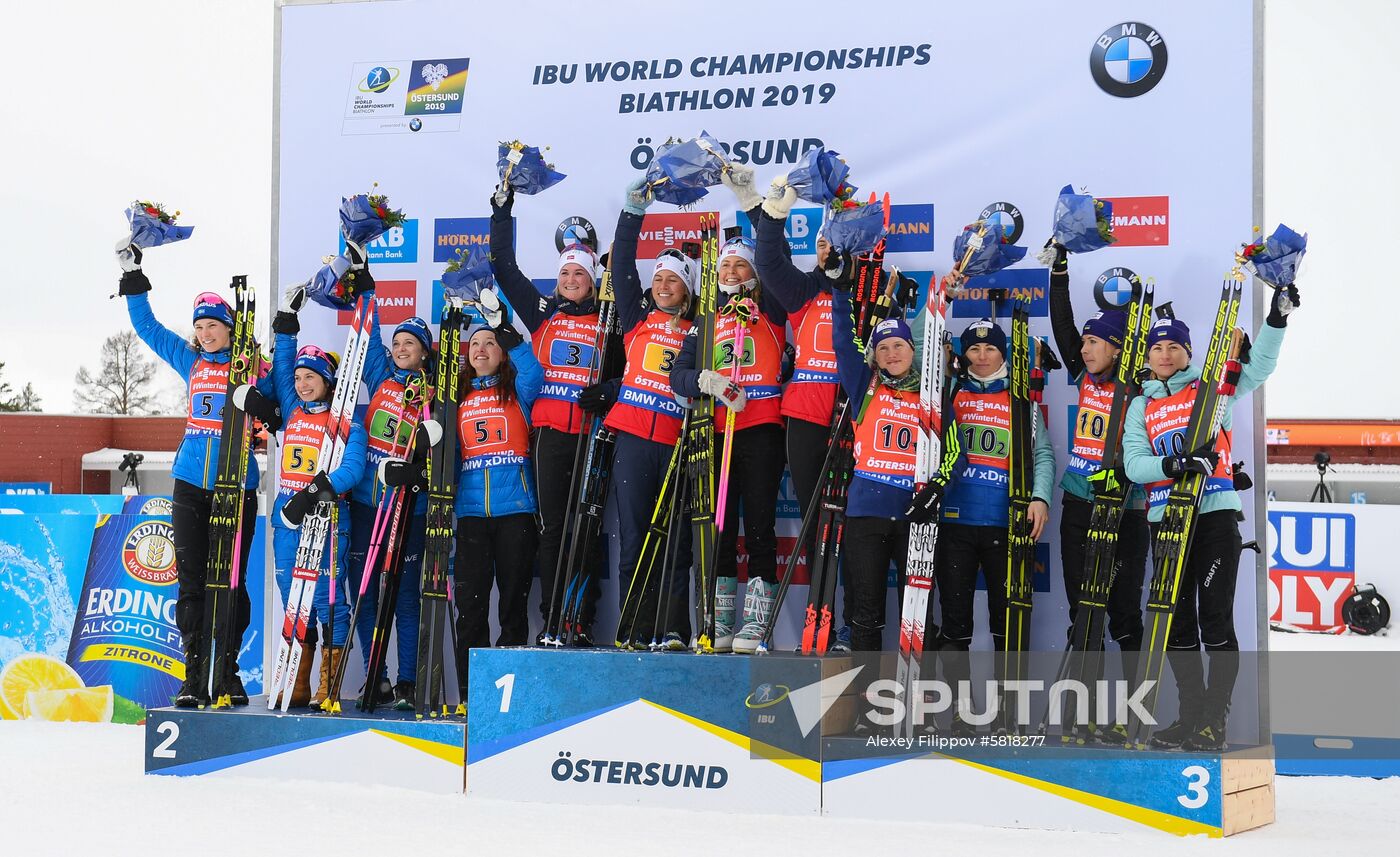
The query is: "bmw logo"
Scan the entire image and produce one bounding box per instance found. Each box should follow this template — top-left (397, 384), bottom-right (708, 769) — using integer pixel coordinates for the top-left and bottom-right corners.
top-left (359, 66), bottom-right (400, 94)
top-left (555, 216), bottom-right (599, 253)
top-left (1091, 22), bottom-right (1168, 98)
top-left (1094, 267), bottom-right (1142, 311)
top-left (979, 202), bottom-right (1024, 245)
top-left (409, 117), bottom-right (423, 133)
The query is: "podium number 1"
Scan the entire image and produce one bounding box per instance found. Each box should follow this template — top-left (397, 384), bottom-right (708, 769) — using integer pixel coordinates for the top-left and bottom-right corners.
top-left (495, 673), bottom-right (515, 713)
top-left (1178, 765), bottom-right (1210, 809)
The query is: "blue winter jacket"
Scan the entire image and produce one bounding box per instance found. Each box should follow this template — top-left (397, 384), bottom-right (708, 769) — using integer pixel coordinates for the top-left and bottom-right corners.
top-left (126, 292), bottom-right (263, 490)
top-left (269, 330), bottom-right (368, 527)
top-left (1123, 321), bottom-right (1284, 523)
top-left (453, 339), bottom-right (545, 518)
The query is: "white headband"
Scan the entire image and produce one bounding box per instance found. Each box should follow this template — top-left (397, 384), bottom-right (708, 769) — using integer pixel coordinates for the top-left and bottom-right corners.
top-left (557, 245), bottom-right (598, 278)
top-left (653, 253), bottom-right (696, 290)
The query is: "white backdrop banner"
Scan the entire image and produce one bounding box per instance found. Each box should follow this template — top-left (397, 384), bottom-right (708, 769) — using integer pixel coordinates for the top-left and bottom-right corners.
top-left (275, 0), bottom-right (1261, 654)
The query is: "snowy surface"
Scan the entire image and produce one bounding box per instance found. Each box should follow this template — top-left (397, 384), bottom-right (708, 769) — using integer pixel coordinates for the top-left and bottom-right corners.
top-left (2, 720), bottom-right (1397, 855)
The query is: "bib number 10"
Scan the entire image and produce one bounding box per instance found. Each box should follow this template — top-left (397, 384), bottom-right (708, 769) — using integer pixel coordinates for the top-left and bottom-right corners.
top-left (960, 424), bottom-right (1009, 458)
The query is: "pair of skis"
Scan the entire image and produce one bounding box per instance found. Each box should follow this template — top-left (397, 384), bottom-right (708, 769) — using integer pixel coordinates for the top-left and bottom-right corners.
top-left (1124, 276), bottom-right (1245, 747)
top-left (266, 293), bottom-right (375, 711)
top-left (544, 252), bottom-right (621, 646)
top-left (685, 214), bottom-right (721, 652)
top-left (416, 303), bottom-right (466, 718)
top-left (201, 275), bottom-right (258, 708)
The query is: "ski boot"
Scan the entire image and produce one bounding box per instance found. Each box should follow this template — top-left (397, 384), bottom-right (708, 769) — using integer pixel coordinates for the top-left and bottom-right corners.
top-left (311, 639), bottom-right (345, 711)
top-left (173, 635), bottom-right (210, 709)
top-left (828, 626), bottom-right (853, 655)
top-left (213, 651), bottom-right (248, 707)
top-left (1183, 703), bottom-right (1230, 752)
top-left (392, 680), bottom-right (417, 712)
top-left (1149, 697), bottom-right (1203, 750)
top-left (570, 624), bottom-right (595, 649)
top-left (661, 632), bottom-right (687, 652)
top-left (362, 675), bottom-right (394, 707)
top-left (732, 578), bottom-right (776, 654)
top-left (711, 577), bottom-right (739, 653)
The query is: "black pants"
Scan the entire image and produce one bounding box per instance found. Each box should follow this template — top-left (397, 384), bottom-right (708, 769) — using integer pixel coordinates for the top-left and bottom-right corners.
top-left (454, 513), bottom-right (539, 683)
top-left (842, 516), bottom-right (908, 651)
top-left (933, 523), bottom-right (1007, 651)
top-left (611, 431), bottom-right (692, 643)
top-left (714, 423), bottom-right (786, 584)
top-left (1158, 510), bottom-right (1243, 718)
top-left (786, 416), bottom-right (851, 625)
top-left (171, 478), bottom-right (256, 640)
top-left (1059, 497), bottom-right (1149, 651)
top-left (533, 426), bottom-right (602, 628)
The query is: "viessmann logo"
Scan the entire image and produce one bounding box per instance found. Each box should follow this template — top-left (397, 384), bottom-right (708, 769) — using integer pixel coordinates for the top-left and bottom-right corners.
top-left (1102, 196), bottom-right (1169, 247)
top-left (636, 212), bottom-right (712, 258)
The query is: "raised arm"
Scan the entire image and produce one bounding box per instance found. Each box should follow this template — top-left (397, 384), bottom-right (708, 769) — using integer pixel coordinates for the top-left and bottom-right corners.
top-left (488, 191), bottom-right (551, 333)
top-left (831, 285), bottom-right (873, 401)
top-left (611, 202), bottom-right (649, 333)
top-left (1047, 248), bottom-right (1086, 380)
top-left (125, 290), bottom-right (197, 381)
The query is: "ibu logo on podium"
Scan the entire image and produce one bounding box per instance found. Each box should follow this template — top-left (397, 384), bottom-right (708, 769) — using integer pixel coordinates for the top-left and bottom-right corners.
top-left (1266, 509), bottom-right (1356, 630)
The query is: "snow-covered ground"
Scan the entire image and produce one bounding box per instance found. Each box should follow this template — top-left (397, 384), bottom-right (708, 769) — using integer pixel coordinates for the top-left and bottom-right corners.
top-left (2, 719), bottom-right (1396, 855)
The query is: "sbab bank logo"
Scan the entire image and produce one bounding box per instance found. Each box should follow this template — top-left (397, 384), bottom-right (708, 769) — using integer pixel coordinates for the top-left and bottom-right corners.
top-left (1091, 22), bottom-right (1168, 98)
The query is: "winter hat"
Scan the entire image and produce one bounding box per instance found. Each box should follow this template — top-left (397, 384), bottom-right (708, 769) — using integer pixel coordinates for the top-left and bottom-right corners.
top-left (1081, 309), bottom-right (1127, 348)
top-left (393, 316), bottom-right (433, 353)
top-left (1147, 316), bottom-right (1192, 355)
top-left (192, 292), bottom-right (235, 327)
top-left (869, 316), bottom-right (914, 350)
top-left (557, 243), bottom-right (598, 278)
top-left (653, 249), bottom-right (697, 291)
top-left (959, 319), bottom-right (1007, 356)
top-left (294, 345), bottom-right (339, 386)
top-left (719, 235), bottom-right (756, 267)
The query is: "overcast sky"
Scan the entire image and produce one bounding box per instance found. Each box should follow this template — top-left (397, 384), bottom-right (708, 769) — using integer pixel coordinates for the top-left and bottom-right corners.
top-left (0, 0), bottom-right (1391, 420)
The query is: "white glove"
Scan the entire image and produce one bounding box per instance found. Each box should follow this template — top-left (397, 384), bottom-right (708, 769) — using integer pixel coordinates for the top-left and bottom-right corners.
top-left (115, 236), bottom-right (142, 272)
top-left (345, 238), bottom-right (368, 271)
top-left (761, 179), bottom-right (798, 221)
top-left (420, 419), bottom-right (444, 448)
top-left (623, 177), bottom-right (654, 216)
top-left (697, 369), bottom-right (747, 412)
top-left (478, 288), bottom-right (504, 328)
top-left (720, 163), bottom-right (762, 212)
top-left (279, 281), bottom-right (308, 315)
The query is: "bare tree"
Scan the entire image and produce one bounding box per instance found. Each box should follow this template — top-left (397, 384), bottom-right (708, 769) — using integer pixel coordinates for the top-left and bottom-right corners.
top-left (73, 331), bottom-right (167, 415)
top-left (0, 362), bottom-right (42, 412)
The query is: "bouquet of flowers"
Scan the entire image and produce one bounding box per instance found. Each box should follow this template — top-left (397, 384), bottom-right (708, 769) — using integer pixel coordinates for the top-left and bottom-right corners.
top-left (125, 201), bottom-right (194, 249)
top-left (954, 219), bottom-right (1026, 278)
top-left (1038, 185), bottom-right (1116, 261)
top-left (498, 140), bottom-right (566, 195)
top-left (821, 197), bottom-right (886, 255)
top-left (339, 186), bottom-right (405, 246)
top-left (441, 244), bottom-right (495, 303)
top-left (786, 147), bottom-right (856, 205)
top-left (645, 131), bottom-right (728, 206)
top-left (1240, 224), bottom-right (1307, 286)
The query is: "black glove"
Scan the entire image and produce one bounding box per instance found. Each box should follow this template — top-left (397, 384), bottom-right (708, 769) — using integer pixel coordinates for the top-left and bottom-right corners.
top-left (279, 471), bottom-right (337, 528)
top-left (579, 381), bottom-right (618, 415)
top-left (823, 248), bottom-right (855, 289)
top-left (490, 184), bottom-right (515, 216)
top-left (232, 384), bottom-right (282, 432)
top-left (1163, 448), bottom-right (1220, 480)
top-left (271, 311), bottom-right (299, 335)
top-left (343, 266), bottom-right (375, 297)
top-left (905, 478), bottom-right (945, 524)
top-left (1266, 284), bottom-right (1300, 328)
top-left (494, 321), bottom-right (524, 351)
top-left (118, 269), bottom-right (152, 296)
top-left (379, 459), bottom-right (429, 493)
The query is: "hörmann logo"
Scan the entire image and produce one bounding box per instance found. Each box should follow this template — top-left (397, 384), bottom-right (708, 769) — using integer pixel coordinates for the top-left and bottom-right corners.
top-left (433, 217), bottom-right (494, 263)
top-left (1090, 22), bottom-right (1168, 98)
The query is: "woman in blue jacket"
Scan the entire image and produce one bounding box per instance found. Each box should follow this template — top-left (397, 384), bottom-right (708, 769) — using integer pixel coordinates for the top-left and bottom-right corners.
top-left (453, 296), bottom-right (544, 685)
top-left (240, 285), bottom-right (367, 707)
top-left (1121, 282), bottom-right (1299, 751)
top-left (118, 247), bottom-right (261, 708)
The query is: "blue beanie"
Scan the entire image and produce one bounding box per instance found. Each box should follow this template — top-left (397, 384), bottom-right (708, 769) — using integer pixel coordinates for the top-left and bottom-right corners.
top-left (192, 292), bottom-right (234, 328)
top-left (1082, 310), bottom-right (1127, 348)
top-left (1147, 316), bottom-right (1192, 355)
top-left (393, 316), bottom-right (433, 353)
top-left (294, 346), bottom-right (339, 386)
top-left (959, 319), bottom-right (1007, 356)
top-left (869, 316), bottom-right (914, 349)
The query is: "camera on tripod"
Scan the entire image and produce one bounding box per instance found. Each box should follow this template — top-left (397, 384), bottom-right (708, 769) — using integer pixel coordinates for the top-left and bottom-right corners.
top-left (118, 452), bottom-right (145, 495)
top-left (1310, 450), bottom-right (1332, 503)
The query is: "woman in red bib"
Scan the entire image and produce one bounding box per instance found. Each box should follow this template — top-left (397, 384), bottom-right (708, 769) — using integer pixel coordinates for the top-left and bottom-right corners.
top-left (489, 187), bottom-right (618, 644)
top-left (450, 294), bottom-right (544, 687)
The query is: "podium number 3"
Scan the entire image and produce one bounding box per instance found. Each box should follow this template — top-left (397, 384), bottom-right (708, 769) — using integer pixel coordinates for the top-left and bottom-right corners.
top-left (495, 673), bottom-right (515, 713)
top-left (1178, 765), bottom-right (1210, 809)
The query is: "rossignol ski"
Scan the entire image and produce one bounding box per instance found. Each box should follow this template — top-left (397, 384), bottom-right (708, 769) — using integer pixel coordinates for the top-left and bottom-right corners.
top-left (417, 303), bottom-right (465, 718)
top-left (265, 293), bottom-right (374, 712)
top-left (687, 213), bottom-right (720, 652)
top-left (1125, 276), bottom-right (1244, 747)
top-left (201, 274), bottom-right (257, 708)
top-left (547, 251), bottom-right (622, 646)
top-left (323, 370), bottom-right (430, 713)
top-left (895, 273), bottom-right (951, 736)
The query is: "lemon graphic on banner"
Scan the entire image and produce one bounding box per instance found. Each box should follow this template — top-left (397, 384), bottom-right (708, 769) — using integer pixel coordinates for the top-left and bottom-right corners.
top-left (0, 653), bottom-right (83, 719)
top-left (26, 686), bottom-right (114, 722)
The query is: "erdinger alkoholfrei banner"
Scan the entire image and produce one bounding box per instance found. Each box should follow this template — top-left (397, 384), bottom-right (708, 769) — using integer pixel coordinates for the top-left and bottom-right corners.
top-left (276, 0), bottom-right (1261, 651)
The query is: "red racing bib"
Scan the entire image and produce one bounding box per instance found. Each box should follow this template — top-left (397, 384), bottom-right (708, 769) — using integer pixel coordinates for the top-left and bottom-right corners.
top-left (1142, 382), bottom-right (1233, 512)
top-left (458, 387), bottom-right (532, 472)
top-left (852, 386), bottom-right (920, 489)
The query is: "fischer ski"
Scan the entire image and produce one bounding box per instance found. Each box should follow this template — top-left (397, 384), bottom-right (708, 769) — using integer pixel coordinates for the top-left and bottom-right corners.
top-left (687, 213), bottom-right (720, 652)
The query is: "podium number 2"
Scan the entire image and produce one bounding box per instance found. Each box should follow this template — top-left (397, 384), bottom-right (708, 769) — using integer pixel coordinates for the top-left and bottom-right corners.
top-left (495, 673), bottom-right (515, 713)
top-left (1178, 765), bottom-right (1210, 809)
top-left (153, 721), bottom-right (179, 759)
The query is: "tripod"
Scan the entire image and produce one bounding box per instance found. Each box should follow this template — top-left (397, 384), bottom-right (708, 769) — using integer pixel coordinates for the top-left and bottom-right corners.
top-left (1308, 460), bottom-right (1333, 503)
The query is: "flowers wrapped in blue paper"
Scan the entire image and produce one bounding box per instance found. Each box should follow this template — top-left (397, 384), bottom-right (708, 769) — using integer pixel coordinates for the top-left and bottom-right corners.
top-left (645, 132), bottom-right (727, 206)
top-left (126, 201), bottom-right (193, 249)
top-left (1048, 185), bottom-right (1116, 254)
top-left (441, 244), bottom-right (496, 303)
top-left (307, 254), bottom-right (359, 310)
top-left (953, 220), bottom-right (1027, 277)
top-left (787, 147), bottom-right (854, 205)
top-left (1241, 224), bottom-right (1307, 286)
top-left (498, 142), bottom-right (566, 195)
top-left (822, 202), bottom-right (886, 255)
top-left (339, 193), bottom-right (403, 246)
